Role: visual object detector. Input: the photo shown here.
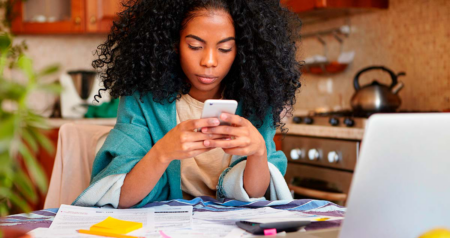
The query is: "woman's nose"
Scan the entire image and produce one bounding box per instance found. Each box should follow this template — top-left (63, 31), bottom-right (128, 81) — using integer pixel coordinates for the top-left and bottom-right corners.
top-left (200, 48), bottom-right (218, 68)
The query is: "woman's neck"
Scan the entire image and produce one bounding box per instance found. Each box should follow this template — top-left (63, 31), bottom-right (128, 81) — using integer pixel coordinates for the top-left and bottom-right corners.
top-left (188, 85), bottom-right (223, 102)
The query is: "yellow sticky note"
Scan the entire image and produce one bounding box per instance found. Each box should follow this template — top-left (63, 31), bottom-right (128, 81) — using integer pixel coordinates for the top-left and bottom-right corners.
top-left (314, 217), bottom-right (330, 221)
top-left (90, 217), bottom-right (143, 234)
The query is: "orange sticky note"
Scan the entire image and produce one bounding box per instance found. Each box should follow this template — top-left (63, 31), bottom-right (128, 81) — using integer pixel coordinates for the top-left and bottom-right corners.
top-left (314, 217), bottom-right (330, 222)
top-left (90, 217), bottom-right (143, 234)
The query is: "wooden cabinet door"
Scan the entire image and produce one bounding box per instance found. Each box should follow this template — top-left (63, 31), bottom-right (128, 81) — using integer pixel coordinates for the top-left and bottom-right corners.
top-left (280, 0), bottom-right (317, 12)
top-left (11, 0), bottom-right (85, 34)
top-left (85, 0), bottom-right (122, 33)
top-left (280, 0), bottom-right (388, 12)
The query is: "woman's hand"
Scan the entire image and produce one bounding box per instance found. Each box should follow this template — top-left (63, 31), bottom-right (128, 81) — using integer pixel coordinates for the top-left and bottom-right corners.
top-left (201, 113), bottom-right (270, 198)
top-left (153, 118), bottom-right (227, 164)
top-left (200, 113), bottom-right (267, 158)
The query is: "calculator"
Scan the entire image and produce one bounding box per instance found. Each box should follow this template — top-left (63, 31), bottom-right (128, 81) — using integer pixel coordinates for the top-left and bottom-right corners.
top-left (236, 220), bottom-right (311, 235)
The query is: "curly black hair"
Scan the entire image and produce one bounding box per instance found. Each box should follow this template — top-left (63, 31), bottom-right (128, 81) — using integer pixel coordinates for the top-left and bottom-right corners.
top-left (93, 0), bottom-right (302, 132)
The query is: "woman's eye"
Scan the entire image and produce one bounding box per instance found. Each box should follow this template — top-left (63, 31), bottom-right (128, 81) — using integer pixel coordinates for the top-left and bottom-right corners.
top-left (188, 45), bottom-right (202, 50)
top-left (219, 48), bottom-right (232, 53)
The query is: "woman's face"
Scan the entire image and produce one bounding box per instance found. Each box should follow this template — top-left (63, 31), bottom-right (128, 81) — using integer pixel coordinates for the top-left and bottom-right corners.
top-left (179, 9), bottom-right (236, 101)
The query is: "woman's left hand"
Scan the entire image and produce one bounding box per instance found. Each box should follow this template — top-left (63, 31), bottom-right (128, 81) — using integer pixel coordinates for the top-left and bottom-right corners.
top-left (201, 113), bottom-right (267, 157)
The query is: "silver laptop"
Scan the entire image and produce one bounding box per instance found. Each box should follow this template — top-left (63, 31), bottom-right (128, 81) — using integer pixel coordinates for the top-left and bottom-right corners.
top-left (290, 113), bottom-right (450, 238)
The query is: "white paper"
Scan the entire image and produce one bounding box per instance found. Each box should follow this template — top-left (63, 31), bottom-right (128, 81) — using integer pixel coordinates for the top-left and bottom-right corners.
top-left (193, 207), bottom-right (305, 222)
top-left (31, 205), bottom-right (195, 238)
top-left (224, 228), bottom-right (255, 238)
top-left (245, 216), bottom-right (343, 224)
top-left (128, 206), bottom-right (194, 238)
top-left (28, 228), bottom-right (93, 238)
top-left (184, 208), bottom-right (298, 238)
top-left (49, 204), bottom-right (154, 230)
top-left (153, 205), bottom-right (193, 230)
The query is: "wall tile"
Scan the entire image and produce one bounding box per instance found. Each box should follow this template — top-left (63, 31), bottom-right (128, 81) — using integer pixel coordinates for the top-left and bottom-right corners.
top-left (295, 0), bottom-right (450, 112)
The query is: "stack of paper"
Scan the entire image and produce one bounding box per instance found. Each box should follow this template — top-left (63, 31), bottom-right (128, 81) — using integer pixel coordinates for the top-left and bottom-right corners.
top-left (28, 204), bottom-right (341, 238)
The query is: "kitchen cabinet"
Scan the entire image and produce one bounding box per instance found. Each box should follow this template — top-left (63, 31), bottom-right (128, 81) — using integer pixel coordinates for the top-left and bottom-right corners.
top-left (86, 0), bottom-right (122, 33)
top-left (11, 0), bottom-right (122, 34)
top-left (280, 0), bottom-right (388, 23)
top-left (11, 0), bottom-right (388, 34)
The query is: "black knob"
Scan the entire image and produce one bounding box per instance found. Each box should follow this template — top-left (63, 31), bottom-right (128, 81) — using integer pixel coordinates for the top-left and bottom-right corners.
top-left (292, 116), bottom-right (302, 124)
top-left (344, 118), bottom-right (355, 127)
top-left (329, 117), bottom-right (340, 126)
top-left (304, 117), bottom-right (314, 124)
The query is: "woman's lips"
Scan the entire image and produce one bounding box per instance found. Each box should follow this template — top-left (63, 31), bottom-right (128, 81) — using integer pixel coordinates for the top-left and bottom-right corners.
top-left (196, 75), bottom-right (218, 84)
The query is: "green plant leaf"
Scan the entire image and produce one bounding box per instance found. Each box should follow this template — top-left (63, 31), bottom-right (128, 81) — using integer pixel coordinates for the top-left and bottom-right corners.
top-left (21, 128), bottom-right (38, 152)
top-left (17, 55), bottom-right (34, 81)
top-left (9, 191), bottom-right (31, 213)
top-left (0, 187), bottom-right (11, 199)
top-left (37, 82), bottom-right (62, 94)
top-left (25, 112), bottom-right (50, 130)
top-left (13, 171), bottom-right (37, 203)
top-left (0, 152), bottom-right (14, 179)
top-left (0, 34), bottom-right (12, 53)
top-left (0, 115), bottom-right (16, 152)
top-left (29, 127), bottom-right (54, 154)
top-left (0, 79), bottom-right (27, 101)
top-left (18, 144), bottom-right (48, 194)
top-left (38, 64), bottom-right (59, 76)
top-left (0, 201), bottom-right (10, 217)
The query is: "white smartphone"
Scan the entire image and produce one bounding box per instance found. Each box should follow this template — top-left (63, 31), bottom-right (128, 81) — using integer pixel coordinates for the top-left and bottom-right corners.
top-left (201, 99), bottom-right (238, 126)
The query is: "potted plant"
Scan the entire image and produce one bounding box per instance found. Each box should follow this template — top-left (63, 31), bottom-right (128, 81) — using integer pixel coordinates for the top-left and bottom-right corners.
top-left (0, 33), bottom-right (61, 238)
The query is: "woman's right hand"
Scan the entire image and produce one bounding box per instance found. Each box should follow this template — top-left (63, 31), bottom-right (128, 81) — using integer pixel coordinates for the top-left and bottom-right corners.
top-left (152, 118), bottom-right (224, 164)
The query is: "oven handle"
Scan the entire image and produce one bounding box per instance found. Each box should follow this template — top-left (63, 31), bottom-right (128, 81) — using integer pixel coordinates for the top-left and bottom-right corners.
top-left (288, 184), bottom-right (347, 202)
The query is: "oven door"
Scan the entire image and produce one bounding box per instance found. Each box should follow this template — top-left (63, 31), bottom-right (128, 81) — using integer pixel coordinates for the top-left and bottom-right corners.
top-left (285, 163), bottom-right (353, 205)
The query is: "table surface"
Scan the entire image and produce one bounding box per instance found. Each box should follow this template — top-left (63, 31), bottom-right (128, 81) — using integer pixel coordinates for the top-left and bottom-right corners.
top-left (0, 197), bottom-right (345, 236)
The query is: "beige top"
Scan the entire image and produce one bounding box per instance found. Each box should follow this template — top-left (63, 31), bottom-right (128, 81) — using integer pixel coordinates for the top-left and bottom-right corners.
top-left (176, 94), bottom-right (232, 199)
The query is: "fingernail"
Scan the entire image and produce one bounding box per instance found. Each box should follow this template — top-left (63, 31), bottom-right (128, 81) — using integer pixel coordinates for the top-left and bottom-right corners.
top-left (210, 119), bottom-right (220, 125)
top-left (202, 128), bottom-right (208, 133)
top-left (221, 113), bottom-right (228, 120)
top-left (204, 140), bottom-right (210, 146)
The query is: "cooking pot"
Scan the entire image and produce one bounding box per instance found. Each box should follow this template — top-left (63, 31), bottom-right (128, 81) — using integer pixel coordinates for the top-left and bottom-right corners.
top-left (350, 66), bottom-right (405, 113)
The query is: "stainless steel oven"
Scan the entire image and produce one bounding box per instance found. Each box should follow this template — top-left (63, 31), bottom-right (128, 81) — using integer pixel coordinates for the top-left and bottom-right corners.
top-left (283, 135), bottom-right (360, 205)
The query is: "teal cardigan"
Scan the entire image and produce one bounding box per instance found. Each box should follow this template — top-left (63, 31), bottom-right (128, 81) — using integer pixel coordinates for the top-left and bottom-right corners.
top-left (74, 92), bottom-right (287, 207)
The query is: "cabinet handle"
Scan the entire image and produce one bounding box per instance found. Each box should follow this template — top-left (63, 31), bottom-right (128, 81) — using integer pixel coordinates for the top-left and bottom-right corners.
top-left (90, 16), bottom-right (97, 24)
top-left (288, 184), bottom-right (347, 202)
top-left (74, 17), bottom-right (81, 25)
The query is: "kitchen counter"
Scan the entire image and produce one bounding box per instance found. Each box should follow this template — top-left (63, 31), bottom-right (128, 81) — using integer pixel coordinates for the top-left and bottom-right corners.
top-left (282, 123), bottom-right (364, 140)
top-left (46, 118), bottom-right (117, 128)
top-left (48, 118), bottom-right (364, 140)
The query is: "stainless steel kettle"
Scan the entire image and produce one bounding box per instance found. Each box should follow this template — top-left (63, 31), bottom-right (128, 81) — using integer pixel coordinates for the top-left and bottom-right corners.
top-left (350, 66), bottom-right (405, 113)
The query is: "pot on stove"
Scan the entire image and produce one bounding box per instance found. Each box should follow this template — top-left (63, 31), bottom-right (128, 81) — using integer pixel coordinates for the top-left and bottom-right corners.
top-left (350, 66), bottom-right (405, 113)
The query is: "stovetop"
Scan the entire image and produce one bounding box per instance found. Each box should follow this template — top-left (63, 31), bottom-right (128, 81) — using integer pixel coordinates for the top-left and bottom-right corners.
top-left (291, 110), bottom-right (440, 129)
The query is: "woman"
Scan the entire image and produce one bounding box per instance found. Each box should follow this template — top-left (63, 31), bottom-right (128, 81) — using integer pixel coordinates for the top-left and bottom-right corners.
top-left (74, 0), bottom-right (302, 208)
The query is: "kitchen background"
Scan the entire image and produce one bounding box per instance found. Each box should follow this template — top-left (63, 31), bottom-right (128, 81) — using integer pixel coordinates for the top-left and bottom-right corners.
top-left (1, 0), bottom-right (449, 210)
top-left (12, 0), bottom-right (450, 115)
top-left (296, 0), bottom-right (449, 113)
